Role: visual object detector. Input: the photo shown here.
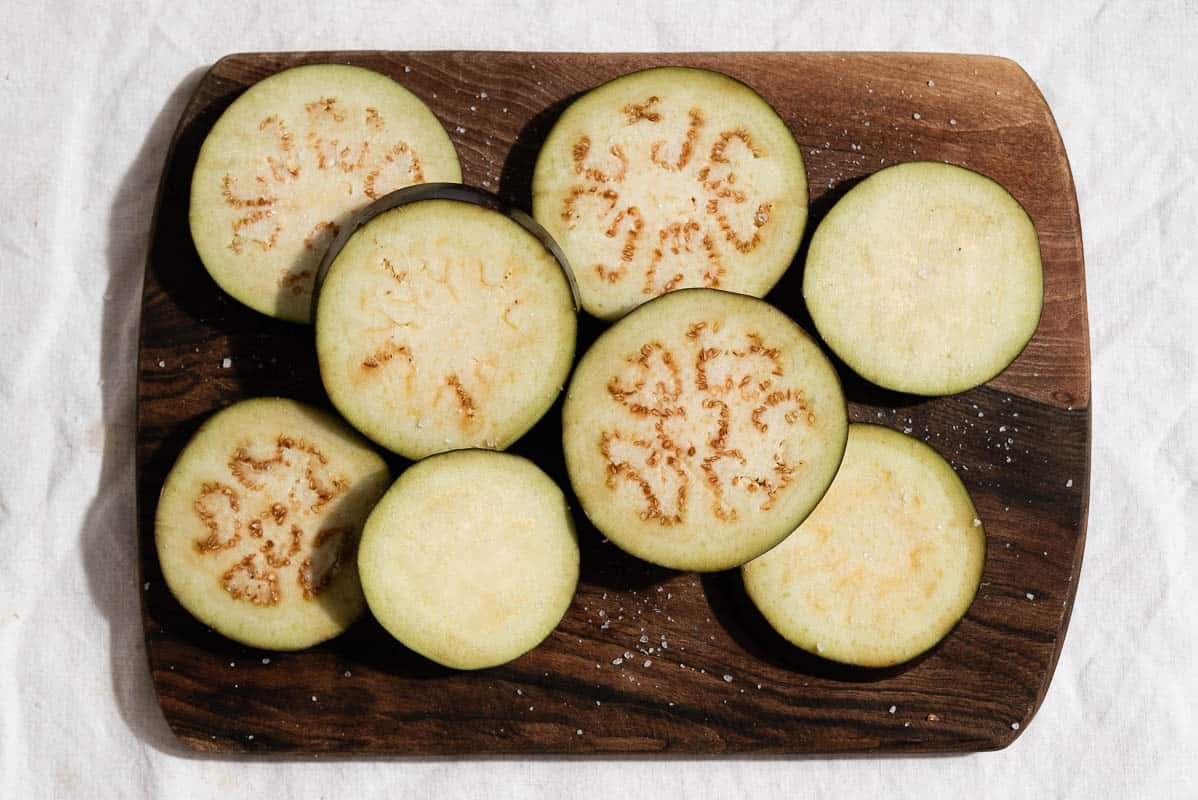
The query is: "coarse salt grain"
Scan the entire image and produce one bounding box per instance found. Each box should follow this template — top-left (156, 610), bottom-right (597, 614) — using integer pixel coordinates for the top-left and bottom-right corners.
top-left (455, 126), bottom-right (466, 134)
top-left (1026, 593), bottom-right (1035, 601)
top-left (1011, 721), bottom-right (1021, 730)
top-left (723, 674), bottom-right (733, 683)
top-left (611, 657), bottom-right (623, 666)
top-left (973, 518), bottom-right (982, 527)
top-left (221, 358), bottom-right (232, 369)
top-left (912, 112), bottom-right (921, 120)
top-left (1066, 479), bottom-right (1073, 487)
top-left (889, 705), bottom-right (897, 714)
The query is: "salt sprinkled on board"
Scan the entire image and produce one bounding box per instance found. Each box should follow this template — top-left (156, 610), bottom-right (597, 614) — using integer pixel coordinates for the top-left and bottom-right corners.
top-left (158, 360), bottom-right (165, 368)
top-left (455, 126), bottom-right (466, 134)
top-left (1026, 593), bottom-right (1036, 601)
top-left (912, 112), bottom-right (921, 120)
top-left (404, 66), bottom-right (411, 73)
top-left (261, 658), bottom-right (270, 665)
top-left (973, 518), bottom-right (982, 527)
top-left (723, 674), bottom-right (733, 683)
top-left (1066, 479), bottom-right (1073, 488)
top-left (1011, 722), bottom-right (1021, 730)
top-left (949, 118), bottom-right (958, 125)
top-left (221, 358), bottom-right (232, 369)
top-left (889, 705), bottom-right (897, 714)
top-left (611, 657), bottom-right (623, 666)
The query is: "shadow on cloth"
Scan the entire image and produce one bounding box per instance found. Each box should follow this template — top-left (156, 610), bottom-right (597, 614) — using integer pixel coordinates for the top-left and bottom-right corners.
top-left (82, 67), bottom-right (209, 757)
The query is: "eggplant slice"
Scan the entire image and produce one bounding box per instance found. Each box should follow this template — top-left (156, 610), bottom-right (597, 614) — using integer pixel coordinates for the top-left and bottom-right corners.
top-left (315, 194), bottom-right (577, 459)
top-left (533, 67), bottom-right (807, 320)
top-left (155, 398), bottom-right (390, 650)
top-left (358, 450), bottom-right (579, 670)
top-left (562, 289), bottom-right (847, 572)
top-left (803, 161), bottom-right (1043, 395)
top-left (742, 423), bottom-right (986, 668)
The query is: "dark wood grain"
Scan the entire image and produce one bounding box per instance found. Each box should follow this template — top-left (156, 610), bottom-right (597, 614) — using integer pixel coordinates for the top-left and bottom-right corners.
top-left (136, 51), bottom-right (1090, 754)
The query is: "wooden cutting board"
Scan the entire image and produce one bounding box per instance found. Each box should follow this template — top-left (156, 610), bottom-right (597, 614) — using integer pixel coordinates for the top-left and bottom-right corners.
top-left (137, 51), bottom-right (1090, 754)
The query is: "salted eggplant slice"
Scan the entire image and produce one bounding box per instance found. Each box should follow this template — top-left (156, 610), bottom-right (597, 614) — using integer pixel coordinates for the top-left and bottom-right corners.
top-left (532, 67), bottom-right (807, 320)
top-left (314, 194), bottom-right (577, 459)
top-left (802, 161), bottom-right (1043, 395)
top-left (742, 424), bottom-right (986, 668)
top-left (189, 64), bottom-right (461, 323)
top-left (562, 289), bottom-right (847, 572)
top-left (154, 398), bottom-right (390, 650)
top-left (358, 451), bottom-right (579, 670)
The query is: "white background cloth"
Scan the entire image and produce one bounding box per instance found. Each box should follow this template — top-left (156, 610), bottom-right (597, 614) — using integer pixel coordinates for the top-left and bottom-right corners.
top-left (1, 1), bottom-right (1194, 797)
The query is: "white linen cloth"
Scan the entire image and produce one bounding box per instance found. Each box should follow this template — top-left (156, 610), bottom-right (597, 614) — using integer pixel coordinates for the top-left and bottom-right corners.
top-left (1, 1), bottom-right (1194, 797)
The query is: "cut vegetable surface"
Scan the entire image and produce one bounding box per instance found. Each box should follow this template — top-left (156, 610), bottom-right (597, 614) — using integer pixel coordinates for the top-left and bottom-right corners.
top-left (315, 197), bottom-right (577, 459)
top-left (563, 289), bottom-right (847, 572)
top-left (358, 451), bottom-right (579, 670)
top-left (190, 64), bottom-right (461, 322)
top-left (803, 161), bottom-right (1043, 395)
top-left (533, 67), bottom-right (807, 320)
top-left (155, 398), bottom-right (390, 651)
top-left (742, 424), bottom-right (986, 668)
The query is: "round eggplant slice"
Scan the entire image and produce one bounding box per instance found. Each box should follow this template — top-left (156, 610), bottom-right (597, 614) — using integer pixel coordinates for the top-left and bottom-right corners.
top-left (155, 397), bottom-right (390, 651)
top-left (802, 161), bottom-right (1043, 395)
top-left (742, 424), bottom-right (986, 668)
top-left (314, 195), bottom-right (577, 459)
top-left (358, 450), bottom-right (579, 670)
top-left (533, 66), bottom-right (807, 320)
top-left (190, 63), bottom-right (461, 323)
top-left (563, 288), bottom-right (847, 572)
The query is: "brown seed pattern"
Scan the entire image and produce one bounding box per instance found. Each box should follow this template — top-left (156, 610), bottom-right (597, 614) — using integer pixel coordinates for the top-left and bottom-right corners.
top-left (193, 435), bottom-right (351, 606)
top-left (218, 98), bottom-right (426, 284)
top-left (561, 96), bottom-right (776, 298)
top-left (599, 325), bottom-right (814, 524)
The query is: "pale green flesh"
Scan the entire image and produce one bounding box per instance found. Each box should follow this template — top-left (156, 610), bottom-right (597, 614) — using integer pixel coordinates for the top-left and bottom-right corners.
top-left (190, 64), bottom-right (461, 323)
top-left (563, 289), bottom-right (847, 572)
top-left (803, 161), bottom-right (1043, 395)
top-left (358, 451), bottom-right (579, 670)
top-left (533, 67), bottom-right (808, 321)
top-left (315, 199), bottom-right (577, 459)
top-left (742, 424), bottom-right (986, 668)
top-left (154, 398), bottom-right (390, 651)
